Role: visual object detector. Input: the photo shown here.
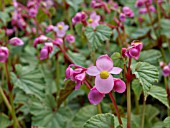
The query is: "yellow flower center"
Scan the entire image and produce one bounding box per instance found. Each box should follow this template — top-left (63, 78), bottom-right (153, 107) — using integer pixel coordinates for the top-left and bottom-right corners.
top-left (88, 18), bottom-right (93, 23)
top-left (58, 25), bottom-right (63, 30)
top-left (100, 71), bottom-right (109, 79)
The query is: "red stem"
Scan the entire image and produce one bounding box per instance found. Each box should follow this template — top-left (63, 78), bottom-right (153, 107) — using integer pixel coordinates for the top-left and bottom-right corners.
top-left (109, 92), bottom-right (123, 126)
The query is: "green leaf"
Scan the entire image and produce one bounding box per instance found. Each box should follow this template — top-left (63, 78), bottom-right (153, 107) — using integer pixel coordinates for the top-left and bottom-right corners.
top-left (0, 29), bottom-right (5, 39)
top-left (0, 113), bottom-right (11, 128)
top-left (111, 52), bottom-right (124, 68)
top-left (85, 25), bottom-right (112, 49)
top-left (164, 117), bottom-right (170, 128)
top-left (11, 64), bottom-right (45, 99)
top-left (66, 0), bottom-right (83, 11)
top-left (148, 86), bottom-right (169, 108)
top-left (131, 79), bottom-right (142, 101)
top-left (57, 81), bottom-right (75, 108)
top-left (160, 19), bottom-right (170, 38)
top-left (72, 105), bottom-right (98, 128)
top-left (36, 8), bottom-right (48, 23)
top-left (138, 50), bottom-right (162, 65)
top-left (83, 113), bottom-right (114, 128)
top-left (30, 94), bottom-right (72, 128)
top-left (131, 62), bottom-right (159, 96)
top-left (67, 50), bottom-right (86, 66)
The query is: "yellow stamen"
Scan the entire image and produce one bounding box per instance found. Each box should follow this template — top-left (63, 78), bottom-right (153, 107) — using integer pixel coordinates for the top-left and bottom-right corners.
top-left (100, 71), bottom-right (109, 79)
top-left (58, 25), bottom-right (63, 30)
top-left (88, 18), bottom-right (93, 23)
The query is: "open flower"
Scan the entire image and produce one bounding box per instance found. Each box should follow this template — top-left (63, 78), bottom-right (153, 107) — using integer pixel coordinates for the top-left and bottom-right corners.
top-left (124, 41), bottom-right (143, 60)
top-left (0, 47), bottom-right (9, 63)
top-left (53, 22), bottom-right (69, 38)
top-left (87, 12), bottom-right (100, 29)
top-left (9, 37), bottom-right (24, 46)
top-left (65, 64), bottom-right (87, 90)
top-left (86, 54), bottom-right (122, 94)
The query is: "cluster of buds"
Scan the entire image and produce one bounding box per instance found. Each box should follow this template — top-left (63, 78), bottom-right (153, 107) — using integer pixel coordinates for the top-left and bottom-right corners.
top-left (160, 62), bottom-right (170, 77)
top-left (27, 0), bottom-right (40, 18)
top-left (72, 12), bottom-right (87, 25)
top-left (135, 0), bottom-right (156, 15)
top-left (65, 64), bottom-right (87, 90)
top-left (119, 6), bottom-right (134, 22)
top-left (0, 37), bottom-right (24, 63)
top-left (65, 55), bottom-right (126, 105)
top-left (122, 41), bottom-right (143, 60)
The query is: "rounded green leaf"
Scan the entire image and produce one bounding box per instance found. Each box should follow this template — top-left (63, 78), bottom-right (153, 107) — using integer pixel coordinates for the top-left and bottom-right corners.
top-left (164, 117), bottom-right (170, 128)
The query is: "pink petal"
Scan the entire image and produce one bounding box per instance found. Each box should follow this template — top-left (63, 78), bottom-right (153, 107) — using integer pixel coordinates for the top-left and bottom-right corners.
top-left (95, 75), bottom-right (114, 94)
top-left (88, 87), bottom-right (105, 105)
top-left (75, 81), bottom-right (81, 90)
top-left (63, 25), bottom-right (69, 31)
top-left (96, 54), bottom-right (113, 71)
top-left (113, 79), bottom-right (126, 93)
top-left (86, 66), bottom-right (100, 76)
top-left (75, 72), bottom-right (86, 81)
top-left (109, 67), bottom-right (122, 74)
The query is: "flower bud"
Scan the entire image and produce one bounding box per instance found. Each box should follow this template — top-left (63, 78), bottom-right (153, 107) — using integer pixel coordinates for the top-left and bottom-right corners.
top-left (46, 25), bottom-right (54, 32)
top-left (162, 66), bottom-right (170, 76)
top-left (113, 78), bottom-right (126, 93)
top-left (65, 34), bottom-right (75, 43)
top-left (9, 37), bottom-right (24, 46)
top-left (119, 13), bottom-right (126, 22)
top-left (34, 35), bottom-right (48, 47)
top-left (0, 47), bottom-right (9, 63)
top-left (123, 6), bottom-right (134, 17)
top-left (53, 38), bottom-right (63, 46)
top-left (121, 48), bottom-right (127, 58)
top-left (40, 43), bottom-right (53, 60)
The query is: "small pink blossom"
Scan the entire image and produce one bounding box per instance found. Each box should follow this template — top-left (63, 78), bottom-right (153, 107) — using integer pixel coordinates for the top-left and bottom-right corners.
top-left (72, 12), bottom-right (87, 25)
top-left (123, 6), bottom-right (134, 18)
top-left (6, 29), bottom-right (14, 36)
top-left (87, 12), bottom-right (101, 29)
top-left (124, 41), bottom-right (143, 60)
top-left (9, 37), bottom-right (24, 46)
top-left (53, 38), bottom-right (63, 46)
top-left (40, 43), bottom-right (53, 60)
top-left (65, 34), bottom-right (75, 43)
top-left (88, 87), bottom-right (105, 105)
top-left (34, 35), bottom-right (48, 47)
top-left (119, 13), bottom-right (126, 22)
top-left (0, 47), bottom-right (9, 63)
top-left (162, 65), bottom-right (170, 77)
top-left (46, 25), bottom-right (54, 32)
top-left (65, 64), bottom-right (87, 90)
top-left (135, 0), bottom-right (144, 8)
top-left (86, 54), bottom-right (122, 94)
top-left (149, 5), bottom-right (156, 13)
top-left (113, 78), bottom-right (126, 93)
top-left (139, 8), bottom-right (148, 14)
top-left (53, 22), bottom-right (69, 38)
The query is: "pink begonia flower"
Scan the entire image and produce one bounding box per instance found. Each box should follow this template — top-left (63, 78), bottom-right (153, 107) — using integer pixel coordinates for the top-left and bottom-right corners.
top-left (34, 35), bottom-right (48, 47)
top-left (46, 25), bottom-right (54, 32)
top-left (88, 87), bottom-right (105, 105)
top-left (65, 64), bottom-right (87, 90)
top-left (119, 13), bottom-right (126, 22)
top-left (0, 47), bottom-right (9, 63)
top-left (9, 37), bottom-right (24, 46)
top-left (65, 34), bottom-right (75, 43)
top-left (86, 54), bottom-right (122, 94)
top-left (6, 29), bottom-right (14, 36)
top-left (162, 65), bottom-right (170, 77)
top-left (113, 78), bottom-right (126, 93)
top-left (135, 0), bottom-right (144, 8)
top-left (124, 41), bottom-right (143, 60)
top-left (87, 12), bottom-right (101, 29)
top-left (40, 43), bottom-right (53, 60)
top-left (139, 8), bottom-right (148, 14)
top-left (53, 38), bottom-right (63, 46)
top-left (122, 7), bottom-right (134, 18)
top-left (149, 5), bottom-right (156, 13)
top-left (53, 22), bottom-right (69, 38)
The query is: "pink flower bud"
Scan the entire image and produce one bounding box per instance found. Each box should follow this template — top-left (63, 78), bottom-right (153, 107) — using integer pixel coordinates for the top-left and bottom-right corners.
top-left (34, 35), bottom-right (48, 47)
top-left (53, 38), bottom-right (63, 46)
top-left (159, 61), bottom-right (165, 68)
top-left (9, 37), bottom-right (24, 46)
top-left (46, 25), bottom-right (54, 32)
top-left (113, 78), bottom-right (126, 93)
top-left (0, 47), bottom-right (9, 63)
top-left (72, 12), bottom-right (82, 24)
top-left (163, 66), bottom-right (170, 76)
top-left (135, 0), bottom-right (144, 8)
top-left (88, 87), bottom-right (105, 105)
top-left (123, 6), bottom-right (134, 17)
top-left (149, 5), bottom-right (156, 13)
top-left (139, 8), bottom-right (147, 14)
top-left (119, 13), bottom-right (126, 22)
top-left (40, 43), bottom-right (53, 60)
top-left (6, 29), bottom-right (14, 36)
top-left (28, 8), bottom-right (38, 18)
top-left (65, 34), bottom-right (75, 43)
top-left (121, 48), bottom-right (127, 58)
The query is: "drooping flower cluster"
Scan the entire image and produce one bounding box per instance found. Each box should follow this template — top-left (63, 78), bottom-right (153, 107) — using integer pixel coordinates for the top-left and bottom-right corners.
top-left (65, 64), bottom-right (87, 90)
top-left (119, 6), bottom-right (134, 22)
top-left (27, 0), bottom-right (40, 18)
top-left (65, 55), bottom-right (126, 105)
top-left (72, 11), bottom-right (87, 25)
top-left (122, 41), bottom-right (143, 60)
